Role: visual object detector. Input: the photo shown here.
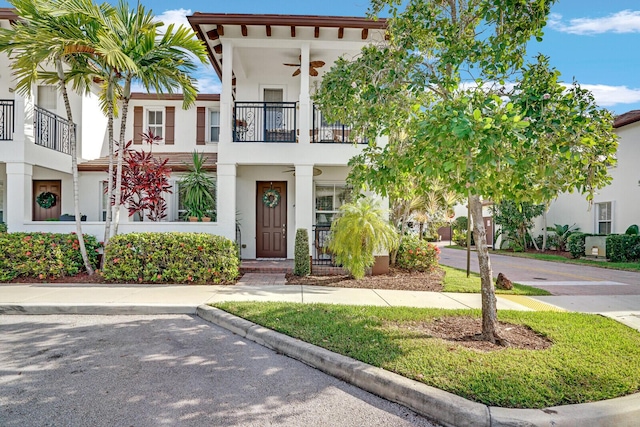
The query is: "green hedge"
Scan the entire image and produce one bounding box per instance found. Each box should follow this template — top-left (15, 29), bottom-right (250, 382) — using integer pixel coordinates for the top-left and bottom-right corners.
top-left (567, 232), bottom-right (591, 259)
top-left (396, 235), bottom-right (440, 272)
top-left (606, 234), bottom-right (640, 262)
top-left (0, 232), bottom-right (100, 281)
top-left (102, 232), bottom-right (239, 284)
top-left (294, 228), bottom-right (310, 276)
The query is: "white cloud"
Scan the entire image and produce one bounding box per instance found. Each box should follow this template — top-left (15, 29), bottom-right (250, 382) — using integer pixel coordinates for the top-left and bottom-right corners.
top-left (549, 10), bottom-right (640, 35)
top-left (570, 84), bottom-right (640, 107)
top-left (155, 8), bottom-right (192, 29)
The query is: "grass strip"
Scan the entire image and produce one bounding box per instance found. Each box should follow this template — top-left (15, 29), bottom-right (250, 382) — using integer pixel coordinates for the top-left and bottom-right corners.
top-left (489, 250), bottom-right (640, 272)
top-left (441, 265), bottom-right (550, 296)
top-left (214, 302), bottom-right (640, 409)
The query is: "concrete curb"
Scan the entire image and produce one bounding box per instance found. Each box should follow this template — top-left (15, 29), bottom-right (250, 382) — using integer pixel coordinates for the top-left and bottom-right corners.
top-left (197, 305), bottom-right (640, 427)
top-left (0, 304), bottom-right (197, 315)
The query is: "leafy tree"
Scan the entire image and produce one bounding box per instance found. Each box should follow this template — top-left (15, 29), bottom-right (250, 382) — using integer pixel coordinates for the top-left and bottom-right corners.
top-left (493, 201), bottom-right (545, 252)
top-left (328, 197), bottom-right (398, 279)
top-left (315, 0), bottom-right (617, 343)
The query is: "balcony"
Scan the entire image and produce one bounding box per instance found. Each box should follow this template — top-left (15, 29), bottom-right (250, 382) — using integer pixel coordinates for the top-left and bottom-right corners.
top-left (0, 99), bottom-right (15, 141)
top-left (233, 102), bottom-right (297, 143)
top-left (34, 106), bottom-right (74, 155)
top-left (312, 104), bottom-right (367, 144)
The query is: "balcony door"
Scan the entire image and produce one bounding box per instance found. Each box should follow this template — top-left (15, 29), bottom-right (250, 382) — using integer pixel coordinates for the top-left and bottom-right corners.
top-left (256, 181), bottom-right (287, 258)
top-left (264, 88), bottom-right (283, 141)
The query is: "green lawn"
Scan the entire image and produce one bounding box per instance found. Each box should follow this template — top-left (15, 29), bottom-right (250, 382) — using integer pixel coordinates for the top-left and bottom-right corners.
top-left (446, 245), bottom-right (640, 272)
top-left (214, 302), bottom-right (640, 409)
top-left (441, 265), bottom-right (550, 295)
top-left (490, 250), bottom-right (640, 272)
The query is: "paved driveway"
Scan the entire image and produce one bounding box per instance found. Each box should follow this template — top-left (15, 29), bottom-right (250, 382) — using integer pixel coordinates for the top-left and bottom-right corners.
top-left (0, 314), bottom-right (438, 427)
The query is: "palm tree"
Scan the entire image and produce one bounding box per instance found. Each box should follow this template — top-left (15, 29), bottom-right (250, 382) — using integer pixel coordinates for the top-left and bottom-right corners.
top-left (328, 197), bottom-right (399, 279)
top-left (0, 0), bottom-right (110, 275)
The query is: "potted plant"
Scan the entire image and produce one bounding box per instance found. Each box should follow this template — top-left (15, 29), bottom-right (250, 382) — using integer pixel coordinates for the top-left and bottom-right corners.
top-left (180, 151), bottom-right (216, 222)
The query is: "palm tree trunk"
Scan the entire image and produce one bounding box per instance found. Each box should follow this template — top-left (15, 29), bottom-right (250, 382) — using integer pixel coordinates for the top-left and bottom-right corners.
top-left (541, 205), bottom-right (548, 252)
top-left (469, 194), bottom-right (500, 344)
top-left (113, 78), bottom-right (132, 237)
top-left (103, 75), bottom-right (115, 252)
top-left (57, 59), bottom-right (94, 275)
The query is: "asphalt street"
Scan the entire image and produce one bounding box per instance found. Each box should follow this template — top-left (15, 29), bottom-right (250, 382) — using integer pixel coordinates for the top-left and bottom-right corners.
top-left (0, 314), bottom-right (439, 427)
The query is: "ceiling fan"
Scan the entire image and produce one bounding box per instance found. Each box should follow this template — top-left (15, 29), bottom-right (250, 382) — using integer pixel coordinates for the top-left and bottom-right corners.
top-left (283, 56), bottom-right (325, 77)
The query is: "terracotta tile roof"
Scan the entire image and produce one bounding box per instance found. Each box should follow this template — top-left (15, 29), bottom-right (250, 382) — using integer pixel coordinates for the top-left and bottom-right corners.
top-left (78, 152), bottom-right (217, 172)
top-left (613, 110), bottom-right (640, 128)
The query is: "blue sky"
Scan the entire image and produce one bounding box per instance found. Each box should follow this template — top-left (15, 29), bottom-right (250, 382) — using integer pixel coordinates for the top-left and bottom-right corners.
top-left (2, 0), bottom-right (639, 114)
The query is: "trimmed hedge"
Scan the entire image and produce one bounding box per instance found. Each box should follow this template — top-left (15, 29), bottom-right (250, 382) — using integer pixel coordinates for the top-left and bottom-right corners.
top-left (0, 232), bottom-right (100, 281)
top-left (567, 232), bottom-right (591, 259)
top-left (294, 228), bottom-right (310, 276)
top-left (102, 232), bottom-right (239, 284)
top-left (396, 235), bottom-right (440, 272)
top-left (606, 234), bottom-right (640, 262)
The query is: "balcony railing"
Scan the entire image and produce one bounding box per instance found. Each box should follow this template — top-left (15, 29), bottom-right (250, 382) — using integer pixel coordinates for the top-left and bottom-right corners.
top-left (34, 106), bottom-right (73, 155)
top-left (312, 104), bottom-right (367, 144)
top-left (0, 99), bottom-right (15, 141)
top-left (234, 102), bottom-right (297, 143)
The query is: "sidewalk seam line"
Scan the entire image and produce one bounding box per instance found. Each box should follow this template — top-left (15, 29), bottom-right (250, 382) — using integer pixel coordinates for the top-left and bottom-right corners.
top-left (371, 289), bottom-right (392, 307)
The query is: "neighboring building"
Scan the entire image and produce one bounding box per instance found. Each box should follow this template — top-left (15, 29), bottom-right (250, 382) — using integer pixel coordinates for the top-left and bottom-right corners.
top-left (0, 10), bottom-right (389, 267)
top-left (534, 111), bottom-right (640, 237)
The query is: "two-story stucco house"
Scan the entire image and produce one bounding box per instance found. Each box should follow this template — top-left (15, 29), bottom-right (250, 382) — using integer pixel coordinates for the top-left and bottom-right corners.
top-left (0, 10), bottom-right (389, 268)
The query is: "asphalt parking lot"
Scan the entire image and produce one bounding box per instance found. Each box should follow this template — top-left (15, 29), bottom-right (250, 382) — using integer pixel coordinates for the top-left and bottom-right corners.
top-left (0, 314), bottom-right (438, 427)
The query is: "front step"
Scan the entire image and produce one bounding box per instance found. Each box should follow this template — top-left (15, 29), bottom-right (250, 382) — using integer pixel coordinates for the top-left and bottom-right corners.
top-left (240, 260), bottom-right (293, 274)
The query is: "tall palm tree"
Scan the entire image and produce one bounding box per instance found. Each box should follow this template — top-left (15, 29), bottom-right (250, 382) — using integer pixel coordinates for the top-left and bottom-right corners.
top-left (0, 0), bottom-right (111, 275)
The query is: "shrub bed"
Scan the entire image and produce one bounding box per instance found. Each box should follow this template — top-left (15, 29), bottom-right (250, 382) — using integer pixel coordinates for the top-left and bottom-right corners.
top-left (606, 234), bottom-right (640, 262)
top-left (567, 232), bottom-right (591, 258)
top-left (102, 232), bottom-right (239, 284)
top-left (396, 236), bottom-right (440, 271)
top-left (0, 232), bottom-right (100, 281)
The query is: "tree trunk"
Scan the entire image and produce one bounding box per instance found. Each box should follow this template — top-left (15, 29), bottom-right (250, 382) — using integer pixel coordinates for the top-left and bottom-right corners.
top-left (113, 78), bottom-right (132, 237)
top-left (469, 194), bottom-right (500, 344)
top-left (103, 75), bottom-right (115, 253)
top-left (57, 60), bottom-right (94, 275)
top-left (541, 206), bottom-right (548, 252)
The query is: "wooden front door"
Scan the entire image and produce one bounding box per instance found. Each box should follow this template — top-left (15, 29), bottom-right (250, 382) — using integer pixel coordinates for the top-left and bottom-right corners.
top-left (484, 216), bottom-right (494, 246)
top-left (256, 181), bottom-right (287, 258)
top-left (33, 180), bottom-right (61, 221)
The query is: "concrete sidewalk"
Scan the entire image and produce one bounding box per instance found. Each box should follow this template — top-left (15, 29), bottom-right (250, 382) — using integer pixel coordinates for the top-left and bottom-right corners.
top-left (0, 276), bottom-right (555, 315)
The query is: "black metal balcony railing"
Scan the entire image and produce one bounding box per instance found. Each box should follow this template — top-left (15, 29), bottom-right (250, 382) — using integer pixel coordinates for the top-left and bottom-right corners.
top-left (0, 99), bottom-right (15, 141)
top-left (34, 106), bottom-right (73, 155)
top-left (312, 225), bottom-right (336, 266)
top-left (312, 104), bottom-right (367, 144)
top-left (234, 102), bottom-right (297, 143)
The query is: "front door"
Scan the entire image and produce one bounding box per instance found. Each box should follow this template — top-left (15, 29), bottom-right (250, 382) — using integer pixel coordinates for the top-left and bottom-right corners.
top-left (256, 181), bottom-right (287, 258)
top-left (33, 180), bottom-right (61, 221)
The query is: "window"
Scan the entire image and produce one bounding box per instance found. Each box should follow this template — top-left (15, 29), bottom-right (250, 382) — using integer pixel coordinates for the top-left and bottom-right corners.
top-left (99, 181), bottom-right (108, 221)
top-left (315, 183), bottom-right (351, 226)
top-left (147, 108), bottom-right (164, 139)
top-left (37, 85), bottom-right (57, 111)
top-left (209, 110), bottom-right (220, 142)
top-left (0, 181), bottom-right (4, 223)
top-left (596, 202), bottom-right (612, 234)
top-left (174, 179), bottom-right (217, 221)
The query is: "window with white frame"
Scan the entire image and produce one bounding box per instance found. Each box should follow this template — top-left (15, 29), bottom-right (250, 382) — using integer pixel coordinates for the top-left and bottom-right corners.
top-left (37, 85), bottom-right (57, 111)
top-left (146, 108), bottom-right (164, 139)
top-left (0, 181), bottom-right (4, 223)
top-left (596, 201), bottom-right (612, 234)
top-left (209, 110), bottom-right (220, 142)
top-left (315, 183), bottom-right (351, 227)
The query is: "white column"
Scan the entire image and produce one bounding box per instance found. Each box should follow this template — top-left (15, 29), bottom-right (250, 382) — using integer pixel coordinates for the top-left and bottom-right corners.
top-left (295, 164), bottom-right (314, 253)
top-left (220, 40), bottom-right (234, 144)
top-left (298, 43), bottom-right (311, 145)
top-left (216, 163), bottom-right (237, 241)
top-left (6, 162), bottom-right (33, 231)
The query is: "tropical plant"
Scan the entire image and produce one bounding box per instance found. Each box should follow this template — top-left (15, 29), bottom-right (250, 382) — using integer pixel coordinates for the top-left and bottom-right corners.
top-left (546, 223), bottom-right (580, 252)
top-left (294, 228), bottom-right (311, 276)
top-left (327, 197), bottom-right (399, 279)
top-left (493, 201), bottom-right (545, 252)
top-left (315, 0), bottom-right (618, 343)
top-left (180, 151), bottom-right (216, 221)
top-left (625, 225), bottom-right (639, 236)
top-left (114, 131), bottom-right (172, 221)
top-left (396, 235), bottom-right (440, 272)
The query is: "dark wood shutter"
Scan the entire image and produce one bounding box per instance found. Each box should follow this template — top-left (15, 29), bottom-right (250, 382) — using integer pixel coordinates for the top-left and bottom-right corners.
top-left (196, 107), bottom-right (206, 145)
top-left (133, 106), bottom-right (143, 145)
top-left (165, 106), bottom-right (175, 144)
